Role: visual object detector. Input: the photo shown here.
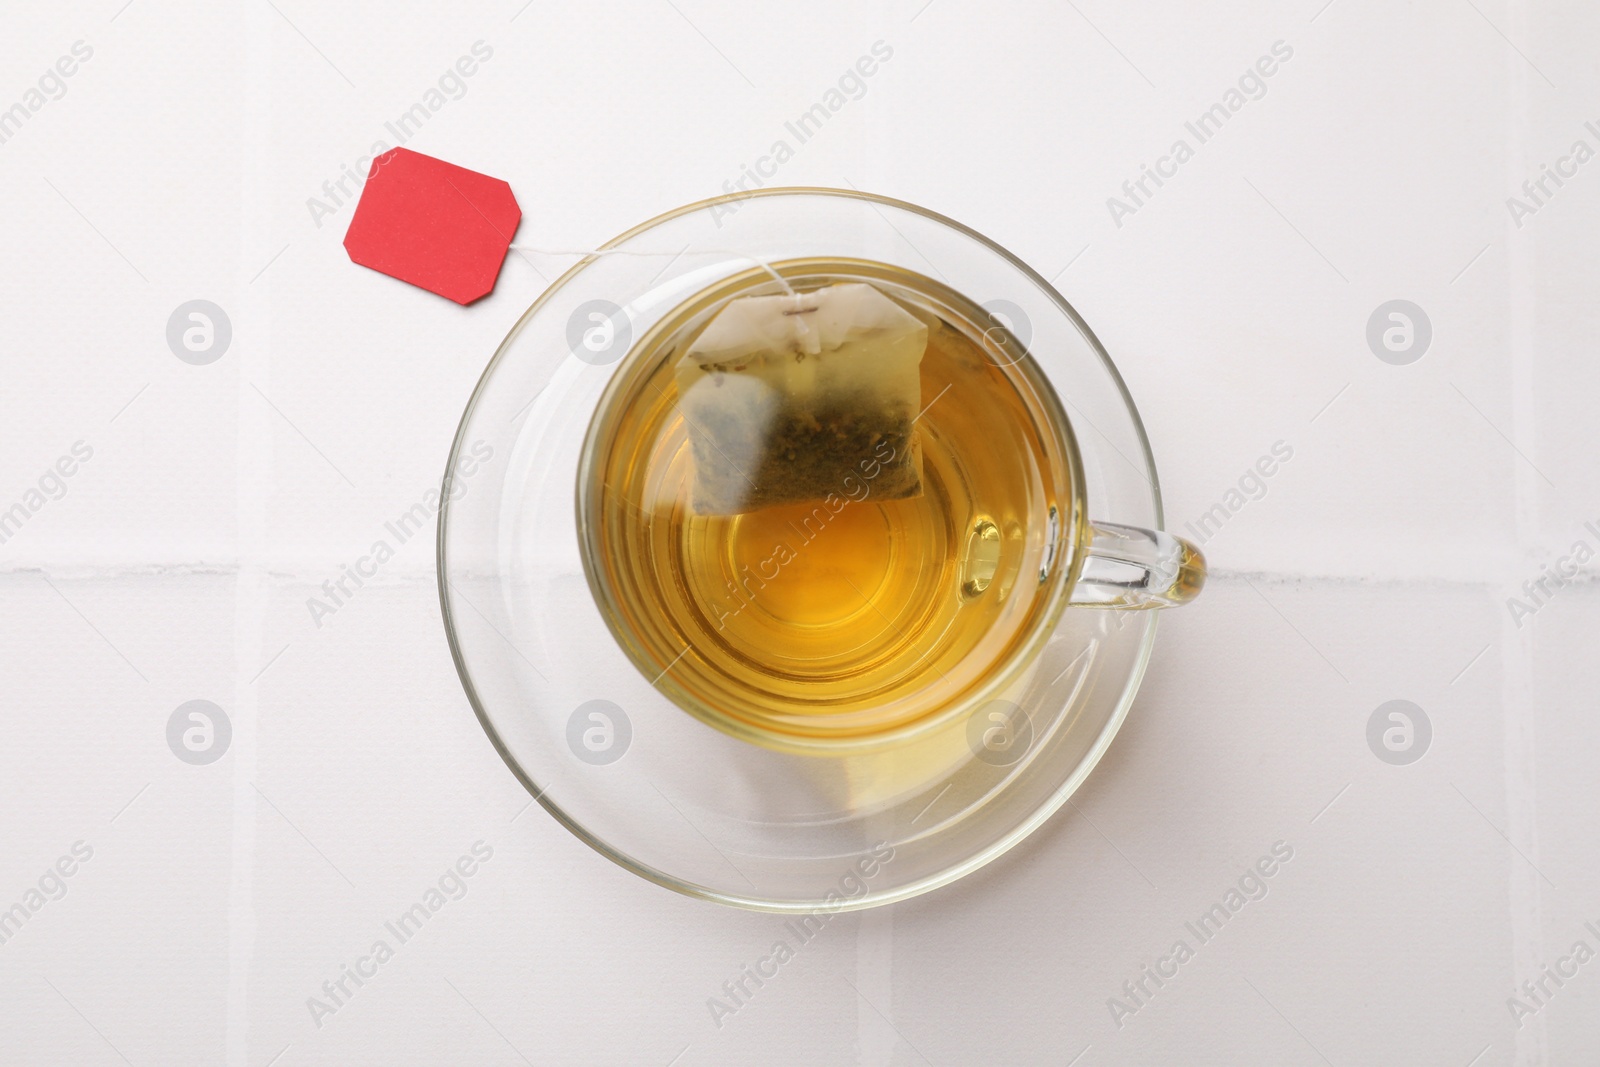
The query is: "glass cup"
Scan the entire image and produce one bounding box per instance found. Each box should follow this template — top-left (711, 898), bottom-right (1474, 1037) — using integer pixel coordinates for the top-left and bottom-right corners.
top-left (440, 189), bottom-right (1204, 910)
top-left (576, 256), bottom-right (1201, 755)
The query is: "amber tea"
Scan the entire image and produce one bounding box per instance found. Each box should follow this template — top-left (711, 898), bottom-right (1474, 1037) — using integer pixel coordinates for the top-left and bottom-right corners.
top-left (578, 260), bottom-right (1079, 747)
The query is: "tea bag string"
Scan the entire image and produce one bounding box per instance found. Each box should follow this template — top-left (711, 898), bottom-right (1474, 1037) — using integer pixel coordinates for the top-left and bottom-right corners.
top-left (506, 244), bottom-right (798, 297)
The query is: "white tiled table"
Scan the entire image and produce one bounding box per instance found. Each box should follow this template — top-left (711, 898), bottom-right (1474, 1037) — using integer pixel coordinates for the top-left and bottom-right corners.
top-left (3, 2), bottom-right (1596, 1063)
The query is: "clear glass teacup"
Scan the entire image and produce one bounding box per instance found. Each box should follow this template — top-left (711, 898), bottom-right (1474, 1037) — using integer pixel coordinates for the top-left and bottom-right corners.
top-left (576, 254), bottom-right (1202, 755)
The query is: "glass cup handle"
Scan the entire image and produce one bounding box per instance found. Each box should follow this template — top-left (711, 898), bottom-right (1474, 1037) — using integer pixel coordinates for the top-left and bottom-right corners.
top-left (1069, 522), bottom-right (1206, 609)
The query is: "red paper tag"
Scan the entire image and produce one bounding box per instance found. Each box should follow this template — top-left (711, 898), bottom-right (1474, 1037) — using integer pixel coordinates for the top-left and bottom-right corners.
top-left (343, 148), bottom-right (521, 305)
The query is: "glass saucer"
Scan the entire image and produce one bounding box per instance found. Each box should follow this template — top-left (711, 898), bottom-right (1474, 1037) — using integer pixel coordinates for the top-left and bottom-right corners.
top-left (438, 189), bottom-right (1164, 912)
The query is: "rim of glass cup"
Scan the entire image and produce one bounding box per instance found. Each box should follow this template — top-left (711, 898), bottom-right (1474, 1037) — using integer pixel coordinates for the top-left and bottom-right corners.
top-left (575, 258), bottom-right (1088, 756)
top-left (436, 187), bottom-right (1165, 912)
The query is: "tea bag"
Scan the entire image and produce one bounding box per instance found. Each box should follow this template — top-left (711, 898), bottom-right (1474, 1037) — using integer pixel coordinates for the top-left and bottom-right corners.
top-left (674, 282), bottom-right (927, 515)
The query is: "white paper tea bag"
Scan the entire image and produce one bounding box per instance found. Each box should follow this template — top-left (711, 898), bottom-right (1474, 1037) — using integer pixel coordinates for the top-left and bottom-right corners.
top-left (674, 282), bottom-right (928, 515)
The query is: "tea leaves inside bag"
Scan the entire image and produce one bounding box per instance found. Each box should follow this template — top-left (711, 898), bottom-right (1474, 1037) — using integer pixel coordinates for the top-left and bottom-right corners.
top-left (674, 282), bottom-right (927, 515)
